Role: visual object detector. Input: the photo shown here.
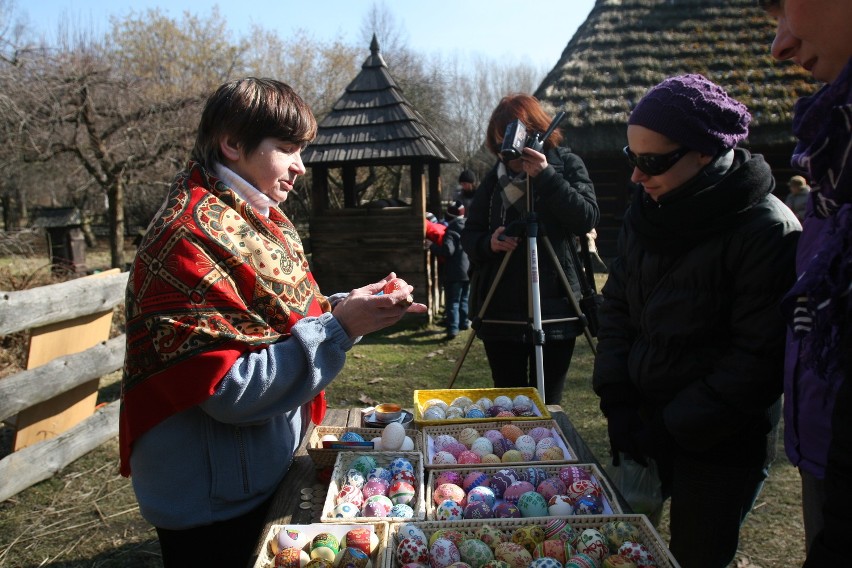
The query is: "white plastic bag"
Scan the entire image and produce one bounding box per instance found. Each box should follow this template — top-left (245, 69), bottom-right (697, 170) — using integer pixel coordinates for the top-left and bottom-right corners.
top-left (607, 453), bottom-right (664, 525)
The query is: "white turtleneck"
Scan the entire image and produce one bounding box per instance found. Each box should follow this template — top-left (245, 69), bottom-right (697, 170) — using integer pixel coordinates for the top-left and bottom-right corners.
top-left (213, 163), bottom-right (277, 218)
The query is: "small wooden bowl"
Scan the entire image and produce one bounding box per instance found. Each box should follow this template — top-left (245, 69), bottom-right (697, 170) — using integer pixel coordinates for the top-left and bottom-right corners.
top-left (374, 403), bottom-right (402, 423)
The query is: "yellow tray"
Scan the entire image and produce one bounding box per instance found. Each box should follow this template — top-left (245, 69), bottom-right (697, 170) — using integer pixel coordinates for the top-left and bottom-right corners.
top-left (413, 387), bottom-right (551, 426)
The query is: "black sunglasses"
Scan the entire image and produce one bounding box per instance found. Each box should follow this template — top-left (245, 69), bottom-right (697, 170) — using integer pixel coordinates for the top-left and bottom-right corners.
top-left (623, 145), bottom-right (691, 176)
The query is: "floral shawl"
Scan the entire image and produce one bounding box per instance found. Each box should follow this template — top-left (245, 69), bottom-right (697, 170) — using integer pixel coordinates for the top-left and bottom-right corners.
top-left (119, 161), bottom-right (330, 475)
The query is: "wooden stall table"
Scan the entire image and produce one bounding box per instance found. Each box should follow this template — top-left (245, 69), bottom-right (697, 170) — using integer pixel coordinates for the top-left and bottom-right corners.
top-left (249, 404), bottom-right (628, 567)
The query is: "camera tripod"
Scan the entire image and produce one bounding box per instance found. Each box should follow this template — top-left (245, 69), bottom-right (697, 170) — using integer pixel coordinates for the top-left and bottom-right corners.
top-left (446, 175), bottom-right (597, 398)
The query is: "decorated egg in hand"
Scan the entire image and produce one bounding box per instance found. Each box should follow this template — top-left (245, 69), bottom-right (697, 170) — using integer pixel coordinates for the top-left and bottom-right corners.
top-left (383, 278), bottom-right (409, 294)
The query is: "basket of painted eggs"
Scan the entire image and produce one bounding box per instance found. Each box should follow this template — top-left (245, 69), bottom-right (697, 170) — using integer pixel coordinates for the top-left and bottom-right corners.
top-left (308, 424), bottom-right (421, 468)
top-left (425, 464), bottom-right (622, 521)
top-left (388, 516), bottom-right (680, 568)
top-left (253, 522), bottom-right (387, 568)
top-left (414, 388), bottom-right (551, 426)
top-left (421, 420), bottom-right (578, 469)
top-left (321, 451), bottom-right (427, 522)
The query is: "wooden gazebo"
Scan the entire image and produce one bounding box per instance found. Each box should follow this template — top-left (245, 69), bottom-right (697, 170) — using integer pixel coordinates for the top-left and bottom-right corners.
top-left (533, 0), bottom-right (814, 258)
top-left (303, 35), bottom-right (457, 317)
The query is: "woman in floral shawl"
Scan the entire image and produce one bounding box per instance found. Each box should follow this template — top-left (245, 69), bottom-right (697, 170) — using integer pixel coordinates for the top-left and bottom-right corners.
top-left (120, 78), bottom-right (424, 566)
top-left (761, 1), bottom-right (852, 565)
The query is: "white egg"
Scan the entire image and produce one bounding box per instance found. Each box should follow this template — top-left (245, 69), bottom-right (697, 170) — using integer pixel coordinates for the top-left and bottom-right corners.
top-left (371, 437), bottom-right (383, 450)
top-left (381, 422), bottom-right (406, 451)
top-left (320, 434), bottom-right (339, 442)
top-left (400, 436), bottom-right (415, 450)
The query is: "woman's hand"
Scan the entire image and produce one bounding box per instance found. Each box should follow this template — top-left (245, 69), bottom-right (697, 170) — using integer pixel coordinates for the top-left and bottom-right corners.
top-left (491, 226), bottom-right (518, 253)
top-left (519, 147), bottom-right (549, 177)
top-left (332, 272), bottom-right (426, 338)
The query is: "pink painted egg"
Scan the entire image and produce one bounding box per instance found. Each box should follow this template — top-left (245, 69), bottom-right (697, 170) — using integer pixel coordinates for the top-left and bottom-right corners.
top-left (362, 479), bottom-right (389, 499)
top-left (434, 434), bottom-right (458, 452)
top-left (433, 482), bottom-right (466, 505)
top-left (527, 427), bottom-right (552, 442)
top-left (558, 466), bottom-right (591, 486)
top-left (462, 471), bottom-right (490, 492)
top-left (536, 477), bottom-right (567, 501)
top-left (457, 450), bottom-right (482, 464)
top-left (502, 480), bottom-right (535, 504)
top-left (435, 471), bottom-right (464, 487)
top-left (484, 430), bottom-right (504, 444)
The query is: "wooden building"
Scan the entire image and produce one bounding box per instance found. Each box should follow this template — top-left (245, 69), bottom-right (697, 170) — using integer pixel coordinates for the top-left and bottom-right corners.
top-left (534, 0), bottom-right (815, 258)
top-left (302, 35), bottom-right (457, 317)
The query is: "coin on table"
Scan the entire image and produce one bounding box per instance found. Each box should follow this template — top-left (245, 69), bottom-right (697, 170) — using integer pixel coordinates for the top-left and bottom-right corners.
top-left (301, 488), bottom-right (314, 496)
top-left (299, 501), bottom-right (312, 510)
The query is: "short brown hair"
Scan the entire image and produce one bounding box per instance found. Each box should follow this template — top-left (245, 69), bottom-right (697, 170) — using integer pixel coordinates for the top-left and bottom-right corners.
top-left (192, 77), bottom-right (317, 168)
top-left (485, 94), bottom-right (564, 156)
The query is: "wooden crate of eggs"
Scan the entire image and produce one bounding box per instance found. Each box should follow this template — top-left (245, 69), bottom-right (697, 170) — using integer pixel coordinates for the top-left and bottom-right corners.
top-left (421, 420), bottom-right (578, 469)
top-left (425, 463), bottom-right (622, 522)
top-left (308, 424), bottom-right (420, 468)
top-left (387, 515), bottom-right (680, 568)
top-left (414, 387), bottom-right (551, 426)
top-left (321, 451), bottom-right (427, 523)
top-left (254, 522), bottom-right (388, 568)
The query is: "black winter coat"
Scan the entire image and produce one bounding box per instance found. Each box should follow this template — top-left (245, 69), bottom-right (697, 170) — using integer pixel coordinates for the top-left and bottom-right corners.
top-left (430, 216), bottom-right (470, 283)
top-left (461, 147), bottom-right (599, 342)
top-left (593, 149), bottom-right (800, 464)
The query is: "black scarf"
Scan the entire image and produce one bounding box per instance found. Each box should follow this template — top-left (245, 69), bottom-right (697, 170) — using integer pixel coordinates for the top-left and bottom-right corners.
top-left (626, 149), bottom-right (774, 255)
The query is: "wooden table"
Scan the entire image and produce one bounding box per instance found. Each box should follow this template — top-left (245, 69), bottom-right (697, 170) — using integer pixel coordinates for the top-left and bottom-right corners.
top-left (249, 404), bottom-right (626, 567)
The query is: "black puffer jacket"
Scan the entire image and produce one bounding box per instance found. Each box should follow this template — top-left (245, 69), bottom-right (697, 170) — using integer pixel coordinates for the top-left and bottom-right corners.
top-left (461, 147), bottom-right (599, 342)
top-left (593, 149), bottom-right (800, 463)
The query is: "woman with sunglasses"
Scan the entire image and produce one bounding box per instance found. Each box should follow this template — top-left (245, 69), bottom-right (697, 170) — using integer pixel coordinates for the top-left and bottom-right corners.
top-left (592, 74), bottom-right (801, 567)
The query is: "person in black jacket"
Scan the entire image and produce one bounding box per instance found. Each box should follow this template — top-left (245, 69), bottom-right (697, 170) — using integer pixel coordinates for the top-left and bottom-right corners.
top-left (431, 200), bottom-right (470, 340)
top-left (592, 74), bottom-right (801, 568)
top-left (461, 93), bottom-right (599, 404)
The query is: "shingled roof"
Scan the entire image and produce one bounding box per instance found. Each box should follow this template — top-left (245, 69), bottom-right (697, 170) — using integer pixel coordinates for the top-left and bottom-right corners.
top-left (535, 0), bottom-right (816, 154)
top-left (302, 35), bottom-right (457, 167)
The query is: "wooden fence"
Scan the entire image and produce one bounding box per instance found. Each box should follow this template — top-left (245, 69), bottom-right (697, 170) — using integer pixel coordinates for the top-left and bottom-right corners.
top-left (0, 271), bottom-right (128, 502)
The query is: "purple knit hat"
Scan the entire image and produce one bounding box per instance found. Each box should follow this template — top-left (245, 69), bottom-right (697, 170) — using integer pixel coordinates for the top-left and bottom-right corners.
top-left (628, 74), bottom-right (751, 155)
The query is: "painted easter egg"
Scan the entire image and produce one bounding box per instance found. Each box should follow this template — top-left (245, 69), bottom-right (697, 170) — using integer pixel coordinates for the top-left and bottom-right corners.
top-left (558, 466), bottom-right (591, 486)
top-left (493, 395), bottom-right (513, 409)
top-left (430, 538), bottom-right (461, 568)
top-left (513, 435), bottom-right (537, 460)
top-left (334, 547), bottom-right (371, 568)
top-left (500, 450), bottom-right (524, 463)
top-left (345, 469), bottom-right (367, 488)
top-left (389, 457), bottom-right (415, 477)
top-left (534, 438), bottom-right (558, 459)
top-left (617, 541), bottom-right (657, 567)
top-left (398, 537), bottom-right (429, 565)
top-left (493, 542), bottom-right (532, 568)
top-left (332, 502), bottom-right (359, 518)
top-left (449, 396), bottom-right (473, 409)
top-left (362, 479), bottom-right (389, 499)
top-left (492, 502), bottom-right (521, 518)
top-left (368, 467), bottom-right (393, 484)
top-left (274, 547), bottom-right (310, 568)
top-left (341, 431), bottom-right (365, 443)
top-left (390, 503), bottom-right (415, 518)
top-left (389, 480), bottom-right (416, 505)
top-left (511, 525), bottom-right (546, 554)
top-left (458, 539), bottom-right (494, 568)
top-left (573, 494), bottom-right (604, 515)
top-left (350, 455), bottom-right (378, 477)
top-left (547, 494), bottom-right (574, 516)
top-left (274, 527), bottom-right (308, 553)
top-left (466, 486), bottom-right (496, 509)
top-left (394, 469), bottom-right (417, 486)
top-left (502, 480), bottom-right (535, 504)
top-left (310, 533), bottom-right (340, 562)
top-left (575, 529), bottom-right (609, 564)
top-left (435, 470), bottom-right (464, 487)
top-left (599, 521), bottom-right (640, 550)
top-left (462, 471), bottom-right (490, 492)
top-left (564, 553), bottom-right (597, 568)
top-left (536, 477), bottom-right (567, 501)
top-left (435, 500), bottom-right (464, 521)
top-left (516, 490), bottom-right (549, 518)
top-left (475, 524), bottom-right (507, 548)
top-left (489, 470), bottom-right (516, 497)
top-left (433, 483), bottom-right (465, 505)
top-left (342, 528), bottom-right (377, 555)
top-left (433, 451), bottom-right (458, 465)
top-left (397, 524), bottom-right (428, 546)
top-left (470, 437), bottom-right (494, 457)
top-left (533, 540), bottom-right (574, 564)
top-left (424, 406), bottom-right (447, 421)
top-left (463, 500), bottom-right (493, 519)
top-left (540, 446), bottom-right (566, 461)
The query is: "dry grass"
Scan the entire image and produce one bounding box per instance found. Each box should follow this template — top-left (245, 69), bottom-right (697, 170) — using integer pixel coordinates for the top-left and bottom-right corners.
top-left (0, 246), bottom-right (807, 567)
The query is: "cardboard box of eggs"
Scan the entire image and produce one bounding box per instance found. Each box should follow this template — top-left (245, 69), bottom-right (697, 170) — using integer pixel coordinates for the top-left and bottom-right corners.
top-left (425, 464), bottom-right (622, 521)
top-left (321, 451), bottom-right (426, 523)
top-left (388, 516), bottom-right (680, 568)
top-left (254, 522), bottom-right (387, 568)
top-left (414, 388), bottom-right (551, 426)
top-left (308, 425), bottom-right (421, 469)
top-left (421, 420), bottom-right (578, 469)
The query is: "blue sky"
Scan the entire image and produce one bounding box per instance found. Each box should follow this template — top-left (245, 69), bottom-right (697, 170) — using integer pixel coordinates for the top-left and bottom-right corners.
top-left (20, 0), bottom-right (596, 71)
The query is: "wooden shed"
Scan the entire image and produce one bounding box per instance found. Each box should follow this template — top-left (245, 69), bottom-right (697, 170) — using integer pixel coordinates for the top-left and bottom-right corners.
top-left (533, 0), bottom-right (815, 258)
top-left (302, 36), bottom-right (457, 317)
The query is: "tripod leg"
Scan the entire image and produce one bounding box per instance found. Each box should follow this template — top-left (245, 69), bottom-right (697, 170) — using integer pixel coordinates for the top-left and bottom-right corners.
top-left (540, 236), bottom-right (597, 355)
top-left (446, 248), bottom-right (515, 388)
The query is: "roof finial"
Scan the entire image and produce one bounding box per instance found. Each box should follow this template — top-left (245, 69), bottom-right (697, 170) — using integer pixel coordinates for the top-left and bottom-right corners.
top-left (370, 34), bottom-right (379, 55)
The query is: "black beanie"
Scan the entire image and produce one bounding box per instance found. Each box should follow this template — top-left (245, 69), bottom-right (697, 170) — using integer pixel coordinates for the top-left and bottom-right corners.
top-left (459, 169), bottom-right (476, 184)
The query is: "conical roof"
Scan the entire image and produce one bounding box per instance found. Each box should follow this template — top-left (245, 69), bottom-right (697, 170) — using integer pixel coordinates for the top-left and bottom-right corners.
top-left (302, 35), bottom-right (457, 166)
top-left (534, 0), bottom-right (815, 154)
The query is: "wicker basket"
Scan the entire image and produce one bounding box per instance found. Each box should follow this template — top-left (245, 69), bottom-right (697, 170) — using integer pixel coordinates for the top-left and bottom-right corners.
top-left (413, 387), bottom-right (551, 426)
top-left (425, 462), bottom-right (623, 520)
top-left (321, 451), bottom-right (427, 523)
top-left (420, 419), bottom-right (578, 469)
top-left (254, 521), bottom-right (388, 568)
top-left (385, 516), bottom-right (680, 568)
top-left (307, 426), bottom-right (422, 469)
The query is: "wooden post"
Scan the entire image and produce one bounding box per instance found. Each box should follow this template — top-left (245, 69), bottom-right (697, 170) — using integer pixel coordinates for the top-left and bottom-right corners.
top-left (12, 269), bottom-right (119, 451)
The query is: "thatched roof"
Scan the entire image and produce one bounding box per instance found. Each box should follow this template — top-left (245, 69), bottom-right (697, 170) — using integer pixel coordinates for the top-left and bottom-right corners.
top-left (302, 35), bottom-right (457, 167)
top-left (535, 0), bottom-right (816, 154)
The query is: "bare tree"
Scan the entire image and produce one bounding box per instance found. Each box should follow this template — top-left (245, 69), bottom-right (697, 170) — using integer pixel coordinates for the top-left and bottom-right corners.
top-left (5, 9), bottom-right (246, 268)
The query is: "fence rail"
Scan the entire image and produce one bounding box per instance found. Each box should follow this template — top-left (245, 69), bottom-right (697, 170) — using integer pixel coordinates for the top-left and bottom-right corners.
top-left (0, 271), bottom-right (129, 502)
